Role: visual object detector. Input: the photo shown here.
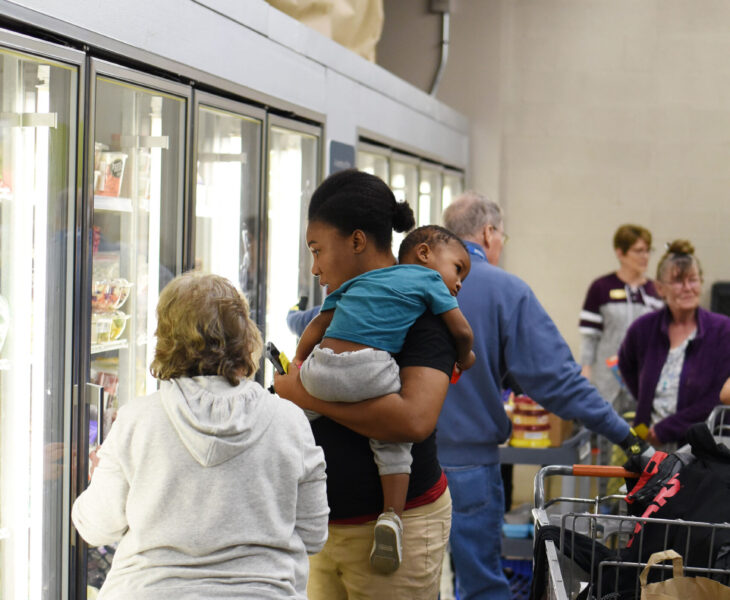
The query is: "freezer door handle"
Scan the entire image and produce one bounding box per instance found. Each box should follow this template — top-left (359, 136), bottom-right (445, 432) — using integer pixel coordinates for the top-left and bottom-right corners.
top-left (85, 382), bottom-right (105, 446)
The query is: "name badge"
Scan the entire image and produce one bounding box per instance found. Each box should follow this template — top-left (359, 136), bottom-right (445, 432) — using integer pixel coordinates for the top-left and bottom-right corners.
top-left (609, 288), bottom-right (627, 300)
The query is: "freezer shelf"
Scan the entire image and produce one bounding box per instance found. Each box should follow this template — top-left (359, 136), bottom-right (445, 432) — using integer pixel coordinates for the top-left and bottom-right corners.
top-left (90, 339), bottom-right (129, 354)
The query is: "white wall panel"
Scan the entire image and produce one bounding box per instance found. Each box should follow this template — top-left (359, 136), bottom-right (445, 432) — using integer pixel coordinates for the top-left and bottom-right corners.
top-left (7, 0), bottom-right (468, 168)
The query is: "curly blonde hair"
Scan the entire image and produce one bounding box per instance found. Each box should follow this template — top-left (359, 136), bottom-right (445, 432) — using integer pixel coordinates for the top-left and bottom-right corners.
top-left (150, 272), bottom-right (262, 385)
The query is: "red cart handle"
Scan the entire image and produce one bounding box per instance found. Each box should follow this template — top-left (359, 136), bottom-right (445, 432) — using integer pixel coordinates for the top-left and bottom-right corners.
top-left (572, 464), bottom-right (639, 479)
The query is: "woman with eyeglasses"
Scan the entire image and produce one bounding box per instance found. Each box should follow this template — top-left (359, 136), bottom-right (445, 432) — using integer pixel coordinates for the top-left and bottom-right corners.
top-left (579, 224), bottom-right (664, 416)
top-left (619, 240), bottom-right (730, 450)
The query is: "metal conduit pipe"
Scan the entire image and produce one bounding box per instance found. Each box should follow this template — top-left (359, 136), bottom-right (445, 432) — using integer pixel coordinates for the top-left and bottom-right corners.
top-left (430, 9), bottom-right (450, 96)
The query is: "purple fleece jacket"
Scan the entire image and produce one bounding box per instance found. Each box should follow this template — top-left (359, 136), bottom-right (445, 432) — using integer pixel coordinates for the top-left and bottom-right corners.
top-left (618, 306), bottom-right (730, 443)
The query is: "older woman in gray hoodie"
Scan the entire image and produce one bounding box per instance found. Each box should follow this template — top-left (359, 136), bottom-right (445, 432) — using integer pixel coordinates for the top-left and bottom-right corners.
top-left (73, 272), bottom-right (329, 599)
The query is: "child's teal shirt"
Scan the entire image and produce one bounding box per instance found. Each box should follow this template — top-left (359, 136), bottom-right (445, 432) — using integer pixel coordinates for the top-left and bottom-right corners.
top-left (321, 265), bottom-right (458, 354)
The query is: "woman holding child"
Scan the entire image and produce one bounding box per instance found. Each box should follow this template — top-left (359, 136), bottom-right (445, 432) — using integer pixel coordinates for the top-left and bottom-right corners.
top-left (274, 169), bottom-right (469, 599)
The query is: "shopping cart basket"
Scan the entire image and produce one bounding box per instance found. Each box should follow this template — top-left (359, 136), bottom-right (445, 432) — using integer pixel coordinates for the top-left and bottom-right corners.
top-left (532, 464), bottom-right (730, 600)
top-left (708, 404), bottom-right (730, 438)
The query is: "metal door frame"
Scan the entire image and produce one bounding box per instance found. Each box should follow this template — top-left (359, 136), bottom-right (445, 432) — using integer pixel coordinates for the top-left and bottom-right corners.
top-left (0, 26), bottom-right (86, 600)
top-left (76, 57), bottom-right (191, 596)
top-left (185, 90), bottom-right (266, 312)
top-left (261, 114), bottom-right (323, 342)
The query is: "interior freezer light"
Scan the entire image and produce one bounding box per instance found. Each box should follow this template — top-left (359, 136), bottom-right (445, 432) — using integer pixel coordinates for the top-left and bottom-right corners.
top-left (146, 99), bottom-right (163, 394)
top-left (265, 139), bottom-right (303, 385)
top-left (29, 71), bottom-right (51, 600)
top-left (442, 187), bottom-right (453, 209)
top-left (419, 195), bottom-right (431, 226)
top-left (4, 69), bottom-right (36, 600)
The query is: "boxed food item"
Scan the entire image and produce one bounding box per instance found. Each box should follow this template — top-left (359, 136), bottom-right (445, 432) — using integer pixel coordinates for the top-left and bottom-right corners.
top-left (96, 152), bottom-right (127, 197)
top-left (548, 413), bottom-right (575, 447)
top-left (91, 313), bottom-right (112, 344)
top-left (505, 393), bottom-right (575, 448)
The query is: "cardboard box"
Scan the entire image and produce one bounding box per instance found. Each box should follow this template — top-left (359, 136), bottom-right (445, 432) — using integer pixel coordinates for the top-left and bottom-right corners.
top-left (548, 413), bottom-right (574, 447)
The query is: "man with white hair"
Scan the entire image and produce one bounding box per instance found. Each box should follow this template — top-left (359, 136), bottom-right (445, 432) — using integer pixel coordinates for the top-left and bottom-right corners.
top-left (438, 191), bottom-right (643, 600)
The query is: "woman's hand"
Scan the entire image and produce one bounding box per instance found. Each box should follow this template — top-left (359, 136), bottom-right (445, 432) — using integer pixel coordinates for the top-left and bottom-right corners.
top-left (273, 366), bottom-right (316, 411)
top-left (458, 350), bottom-right (476, 371)
top-left (646, 426), bottom-right (662, 448)
top-left (89, 446), bottom-right (101, 479)
top-left (720, 377), bottom-right (730, 405)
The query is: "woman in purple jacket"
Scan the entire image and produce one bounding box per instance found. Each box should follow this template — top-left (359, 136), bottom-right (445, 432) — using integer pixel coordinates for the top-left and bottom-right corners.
top-left (619, 239), bottom-right (730, 450)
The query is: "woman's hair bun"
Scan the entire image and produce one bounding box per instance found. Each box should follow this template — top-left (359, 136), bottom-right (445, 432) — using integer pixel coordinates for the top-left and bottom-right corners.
top-left (392, 200), bottom-right (415, 233)
top-left (667, 239), bottom-right (695, 255)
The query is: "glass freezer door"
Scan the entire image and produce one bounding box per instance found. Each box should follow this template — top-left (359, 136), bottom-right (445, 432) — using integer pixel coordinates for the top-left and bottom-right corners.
top-left (390, 155), bottom-right (419, 255)
top-left (192, 96), bottom-right (263, 312)
top-left (442, 169), bottom-right (464, 212)
top-left (86, 66), bottom-right (186, 593)
top-left (418, 165), bottom-right (443, 226)
top-left (357, 147), bottom-right (389, 182)
top-left (0, 40), bottom-right (79, 599)
top-left (265, 121), bottom-right (320, 383)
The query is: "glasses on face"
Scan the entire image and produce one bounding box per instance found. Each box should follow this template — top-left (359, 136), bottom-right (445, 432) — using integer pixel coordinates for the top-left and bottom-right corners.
top-left (489, 225), bottom-right (509, 244)
top-left (628, 247), bottom-right (654, 256)
top-left (663, 277), bottom-right (702, 290)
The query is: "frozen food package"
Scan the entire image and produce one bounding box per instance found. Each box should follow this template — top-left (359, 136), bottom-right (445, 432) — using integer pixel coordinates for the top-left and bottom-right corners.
top-left (91, 281), bottom-right (111, 312)
top-left (110, 279), bottom-right (133, 310)
top-left (96, 371), bottom-right (119, 397)
top-left (94, 142), bottom-right (107, 170)
top-left (92, 252), bottom-right (120, 282)
top-left (96, 152), bottom-right (127, 197)
top-left (110, 311), bottom-right (130, 340)
top-left (91, 313), bottom-right (112, 344)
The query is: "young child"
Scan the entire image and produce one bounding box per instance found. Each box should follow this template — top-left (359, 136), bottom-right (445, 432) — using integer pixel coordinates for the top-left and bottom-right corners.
top-left (294, 224), bottom-right (475, 574)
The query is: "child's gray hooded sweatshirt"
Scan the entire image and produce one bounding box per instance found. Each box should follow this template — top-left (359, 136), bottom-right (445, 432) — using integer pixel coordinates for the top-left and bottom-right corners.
top-left (72, 376), bottom-right (329, 599)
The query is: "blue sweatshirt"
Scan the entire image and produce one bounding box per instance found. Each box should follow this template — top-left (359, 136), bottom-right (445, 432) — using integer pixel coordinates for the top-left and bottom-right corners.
top-left (286, 305), bottom-right (321, 337)
top-left (436, 242), bottom-right (630, 467)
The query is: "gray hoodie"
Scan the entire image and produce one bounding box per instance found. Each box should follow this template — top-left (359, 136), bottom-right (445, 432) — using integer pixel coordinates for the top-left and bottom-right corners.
top-left (72, 376), bottom-right (329, 599)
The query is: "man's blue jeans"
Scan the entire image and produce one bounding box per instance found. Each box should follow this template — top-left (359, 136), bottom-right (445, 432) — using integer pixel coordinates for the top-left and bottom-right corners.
top-left (443, 463), bottom-right (511, 600)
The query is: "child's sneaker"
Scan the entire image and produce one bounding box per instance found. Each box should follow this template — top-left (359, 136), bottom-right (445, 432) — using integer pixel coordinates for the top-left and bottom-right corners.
top-left (370, 509), bottom-right (403, 574)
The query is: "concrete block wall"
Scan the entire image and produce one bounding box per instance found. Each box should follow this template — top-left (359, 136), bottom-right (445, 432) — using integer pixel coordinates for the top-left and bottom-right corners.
top-left (388, 0), bottom-right (730, 355)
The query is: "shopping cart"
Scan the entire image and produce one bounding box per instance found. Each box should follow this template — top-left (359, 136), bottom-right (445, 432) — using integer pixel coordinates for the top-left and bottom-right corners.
top-left (708, 404), bottom-right (730, 438)
top-left (532, 463), bottom-right (730, 600)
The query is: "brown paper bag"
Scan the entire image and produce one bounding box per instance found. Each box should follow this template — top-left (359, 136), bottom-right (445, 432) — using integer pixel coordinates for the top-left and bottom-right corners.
top-left (640, 549), bottom-right (730, 600)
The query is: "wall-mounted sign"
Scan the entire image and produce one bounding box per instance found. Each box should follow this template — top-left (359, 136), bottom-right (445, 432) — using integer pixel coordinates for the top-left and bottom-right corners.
top-left (329, 140), bottom-right (355, 173)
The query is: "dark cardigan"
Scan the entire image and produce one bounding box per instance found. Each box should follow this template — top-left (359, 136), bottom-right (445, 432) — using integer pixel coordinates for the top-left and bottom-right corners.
top-left (619, 306), bottom-right (730, 443)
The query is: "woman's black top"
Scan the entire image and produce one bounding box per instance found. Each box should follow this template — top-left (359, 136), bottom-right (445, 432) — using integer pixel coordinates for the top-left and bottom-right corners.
top-left (310, 310), bottom-right (456, 520)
